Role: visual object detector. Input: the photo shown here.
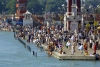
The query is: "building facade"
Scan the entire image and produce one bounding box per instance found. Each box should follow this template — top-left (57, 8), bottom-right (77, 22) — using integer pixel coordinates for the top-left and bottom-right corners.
top-left (16, 0), bottom-right (27, 25)
top-left (64, 0), bottom-right (82, 32)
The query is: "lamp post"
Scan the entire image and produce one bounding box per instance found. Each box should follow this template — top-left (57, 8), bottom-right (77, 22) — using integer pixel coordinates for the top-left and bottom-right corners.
top-left (58, 7), bottom-right (61, 13)
top-left (2, 3), bottom-right (4, 18)
top-left (89, 5), bottom-right (100, 40)
top-left (62, 4), bottom-right (65, 14)
top-left (62, 3), bottom-right (67, 31)
top-left (63, 0), bottom-right (67, 32)
top-left (58, 7), bottom-right (61, 25)
top-left (81, 4), bottom-right (86, 30)
top-left (81, 4), bottom-right (90, 36)
top-left (32, 8), bottom-right (34, 14)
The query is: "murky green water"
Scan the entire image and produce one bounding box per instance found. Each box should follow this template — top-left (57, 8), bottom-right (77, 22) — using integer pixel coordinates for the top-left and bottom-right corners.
top-left (0, 31), bottom-right (100, 67)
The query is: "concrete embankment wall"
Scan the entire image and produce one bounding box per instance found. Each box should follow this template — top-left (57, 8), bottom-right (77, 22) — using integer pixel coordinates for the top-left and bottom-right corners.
top-left (52, 52), bottom-right (95, 60)
top-left (14, 31), bottom-right (100, 60)
top-left (17, 37), bottom-right (37, 57)
top-left (14, 32), bottom-right (37, 57)
top-left (41, 44), bottom-right (100, 60)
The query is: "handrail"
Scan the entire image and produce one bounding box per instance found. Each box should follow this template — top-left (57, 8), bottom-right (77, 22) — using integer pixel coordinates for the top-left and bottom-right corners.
top-left (32, 15), bottom-right (39, 22)
top-left (14, 31), bottom-right (37, 57)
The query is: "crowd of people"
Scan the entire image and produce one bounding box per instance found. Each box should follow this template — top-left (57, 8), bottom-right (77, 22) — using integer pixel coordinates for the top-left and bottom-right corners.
top-left (15, 24), bottom-right (100, 56)
top-left (0, 22), bottom-right (12, 31)
top-left (0, 19), bottom-right (100, 60)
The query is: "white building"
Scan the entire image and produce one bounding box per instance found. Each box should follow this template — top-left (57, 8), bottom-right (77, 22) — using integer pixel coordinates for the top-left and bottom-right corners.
top-left (23, 10), bottom-right (33, 26)
top-left (64, 0), bottom-right (82, 32)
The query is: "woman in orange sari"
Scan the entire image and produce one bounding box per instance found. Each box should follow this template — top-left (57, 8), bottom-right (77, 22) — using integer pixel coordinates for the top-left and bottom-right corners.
top-left (83, 40), bottom-right (88, 55)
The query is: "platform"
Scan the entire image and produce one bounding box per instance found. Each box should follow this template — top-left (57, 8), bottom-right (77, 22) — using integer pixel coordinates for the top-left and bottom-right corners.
top-left (41, 43), bottom-right (100, 60)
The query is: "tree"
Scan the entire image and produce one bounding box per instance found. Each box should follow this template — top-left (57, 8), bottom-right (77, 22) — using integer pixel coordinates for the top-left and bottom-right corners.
top-left (0, 0), bottom-right (7, 14)
top-left (27, 0), bottom-right (43, 14)
top-left (84, 0), bottom-right (100, 14)
top-left (0, 0), bottom-right (100, 14)
top-left (40, 0), bottom-right (65, 13)
top-left (6, 0), bottom-right (16, 14)
top-left (0, 2), bottom-right (3, 14)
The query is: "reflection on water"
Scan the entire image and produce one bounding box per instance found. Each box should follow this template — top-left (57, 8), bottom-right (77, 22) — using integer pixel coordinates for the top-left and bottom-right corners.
top-left (0, 31), bottom-right (100, 67)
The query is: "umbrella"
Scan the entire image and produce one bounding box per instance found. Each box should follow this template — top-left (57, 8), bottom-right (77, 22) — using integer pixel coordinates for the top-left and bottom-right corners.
top-left (97, 26), bottom-right (100, 29)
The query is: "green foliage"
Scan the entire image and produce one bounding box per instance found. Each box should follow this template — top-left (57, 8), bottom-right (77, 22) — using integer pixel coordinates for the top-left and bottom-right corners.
top-left (0, 0), bottom-right (100, 14)
top-left (85, 0), bottom-right (100, 7)
top-left (0, 2), bottom-right (2, 13)
top-left (27, 0), bottom-right (43, 14)
top-left (6, 0), bottom-right (16, 14)
top-left (84, 0), bottom-right (100, 14)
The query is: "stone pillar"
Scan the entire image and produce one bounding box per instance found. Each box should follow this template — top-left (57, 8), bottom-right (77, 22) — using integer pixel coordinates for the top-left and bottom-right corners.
top-left (66, 0), bottom-right (81, 32)
top-left (64, 14), bottom-right (67, 32)
top-left (67, 21), bottom-right (71, 31)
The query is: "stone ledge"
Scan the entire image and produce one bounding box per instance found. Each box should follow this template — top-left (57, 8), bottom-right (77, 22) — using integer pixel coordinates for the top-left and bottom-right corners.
top-left (52, 52), bottom-right (95, 60)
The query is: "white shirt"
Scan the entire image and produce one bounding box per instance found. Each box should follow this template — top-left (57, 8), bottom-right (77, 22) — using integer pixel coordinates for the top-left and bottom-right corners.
top-left (90, 39), bottom-right (92, 43)
top-left (78, 45), bottom-right (83, 50)
top-left (66, 41), bottom-right (71, 46)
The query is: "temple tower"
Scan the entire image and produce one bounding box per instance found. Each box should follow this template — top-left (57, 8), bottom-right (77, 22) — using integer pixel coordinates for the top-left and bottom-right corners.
top-left (16, 0), bottom-right (27, 25)
top-left (64, 0), bottom-right (81, 32)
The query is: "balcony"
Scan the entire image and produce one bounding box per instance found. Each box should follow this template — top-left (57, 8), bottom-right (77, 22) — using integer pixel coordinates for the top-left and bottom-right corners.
top-left (66, 12), bottom-right (82, 21)
top-left (17, 0), bottom-right (27, 3)
top-left (83, 14), bottom-right (100, 21)
top-left (66, 12), bottom-right (81, 18)
top-left (20, 10), bottom-right (26, 13)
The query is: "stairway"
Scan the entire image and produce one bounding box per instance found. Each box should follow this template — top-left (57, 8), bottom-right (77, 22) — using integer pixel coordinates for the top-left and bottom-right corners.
top-left (32, 15), bottom-right (43, 27)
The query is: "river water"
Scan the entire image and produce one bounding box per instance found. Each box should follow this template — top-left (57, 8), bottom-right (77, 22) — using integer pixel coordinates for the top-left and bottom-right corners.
top-left (0, 31), bottom-right (100, 67)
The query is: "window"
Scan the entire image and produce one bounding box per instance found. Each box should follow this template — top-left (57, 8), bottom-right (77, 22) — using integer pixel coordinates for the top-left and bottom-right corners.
top-left (73, 0), bottom-right (76, 4)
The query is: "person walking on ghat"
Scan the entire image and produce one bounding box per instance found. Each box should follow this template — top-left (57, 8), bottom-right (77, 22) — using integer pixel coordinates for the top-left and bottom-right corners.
top-left (93, 41), bottom-right (97, 55)
top-left (71, 44), bottom-right (74, 55)
top-left (66, 39), bottom-right (71, 50)
top-left (89, 38), bottom-right (93, 49)
top-left (83, 40), bottom-right (88, 55)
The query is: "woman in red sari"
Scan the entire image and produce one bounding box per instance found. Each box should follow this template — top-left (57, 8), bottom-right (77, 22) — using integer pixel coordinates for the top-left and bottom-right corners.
top-left (93, 41), bottom-right (97, 55)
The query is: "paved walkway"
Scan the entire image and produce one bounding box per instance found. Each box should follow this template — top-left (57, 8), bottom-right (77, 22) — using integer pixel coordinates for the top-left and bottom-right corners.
top-left (15, 30), bottom-right (100, 60)
top-left (41, 42), bottom-right (100, 60)
top-left (42, 42), bottom-right (100, 56)
top-left (63, 45), bottom-right (100, 56)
